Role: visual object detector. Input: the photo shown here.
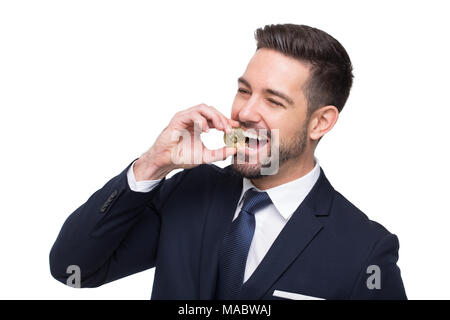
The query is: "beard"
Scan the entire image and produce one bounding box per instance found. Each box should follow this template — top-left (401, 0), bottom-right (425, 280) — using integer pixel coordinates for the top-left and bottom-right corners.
top-left (231, 121), bottom-right (308, 179)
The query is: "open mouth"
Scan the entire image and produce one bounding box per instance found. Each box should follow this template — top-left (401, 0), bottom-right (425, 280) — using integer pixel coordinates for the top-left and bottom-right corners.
top-left (224, 128), bottom-right (270, 160)
top-left (224, 128), bottom-right (270, 153)
top-left (242, 130), bottom-right (269, 150)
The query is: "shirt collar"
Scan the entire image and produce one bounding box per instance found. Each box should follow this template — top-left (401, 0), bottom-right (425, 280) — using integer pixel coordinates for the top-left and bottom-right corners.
top-left (238, 158), bottom-right (321, 220)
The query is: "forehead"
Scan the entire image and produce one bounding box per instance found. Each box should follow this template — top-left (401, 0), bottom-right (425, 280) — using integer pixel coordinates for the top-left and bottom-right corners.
top-left (242, 48), bottom-right (310, 94)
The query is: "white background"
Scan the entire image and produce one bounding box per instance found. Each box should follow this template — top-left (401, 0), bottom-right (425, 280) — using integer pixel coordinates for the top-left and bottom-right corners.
top-left (1, 0), bottom-right (449, 299)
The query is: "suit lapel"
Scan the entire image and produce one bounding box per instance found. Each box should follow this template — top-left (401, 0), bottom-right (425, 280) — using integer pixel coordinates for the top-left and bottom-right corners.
top-left (238, 168), bottom-right (335, 299)
top-left (198, 168), bottom-right (243, 299)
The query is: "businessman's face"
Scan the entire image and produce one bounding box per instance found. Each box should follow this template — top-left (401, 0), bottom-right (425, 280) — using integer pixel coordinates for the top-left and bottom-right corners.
top-left (230, 48), bottom-right (311, 178)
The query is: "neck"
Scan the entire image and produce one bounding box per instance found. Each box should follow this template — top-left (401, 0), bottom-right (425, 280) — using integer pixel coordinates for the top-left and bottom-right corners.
top-left (251, 152), bottom-right (316, 190)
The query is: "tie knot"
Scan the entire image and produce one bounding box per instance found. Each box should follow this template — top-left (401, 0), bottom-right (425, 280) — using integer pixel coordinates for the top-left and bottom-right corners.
top-left (241, 189), bottom-right (272, 215)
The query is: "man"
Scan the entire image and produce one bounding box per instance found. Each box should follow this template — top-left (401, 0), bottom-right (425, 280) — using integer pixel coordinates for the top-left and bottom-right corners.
top-left (49, 24), bottom-right (407, 299)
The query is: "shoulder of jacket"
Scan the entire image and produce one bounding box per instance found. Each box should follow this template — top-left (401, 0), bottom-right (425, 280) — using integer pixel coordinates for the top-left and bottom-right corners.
top-left (330, 191), bottom-right (393, 241)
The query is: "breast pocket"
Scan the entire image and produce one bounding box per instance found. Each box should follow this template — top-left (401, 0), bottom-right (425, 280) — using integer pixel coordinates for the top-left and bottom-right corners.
top-left (272, 290), bottom-right (325, 300)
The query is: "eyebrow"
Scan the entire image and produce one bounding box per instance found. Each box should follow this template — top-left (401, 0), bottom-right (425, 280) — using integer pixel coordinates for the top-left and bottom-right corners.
top-left (238, 77), bottom-right (294, 105)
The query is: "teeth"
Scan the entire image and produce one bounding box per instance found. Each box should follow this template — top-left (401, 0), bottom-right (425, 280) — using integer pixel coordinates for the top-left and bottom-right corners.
top-left (224, 128), bottom-right (268, 148)
top-left (242, 131), bottom-right (257, 139)
top-left (242, 130), bottom-right (268, 141)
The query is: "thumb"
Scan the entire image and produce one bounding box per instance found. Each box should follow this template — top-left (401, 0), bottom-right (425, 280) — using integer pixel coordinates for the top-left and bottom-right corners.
top-left (203, 147), bottom-right (236, 163)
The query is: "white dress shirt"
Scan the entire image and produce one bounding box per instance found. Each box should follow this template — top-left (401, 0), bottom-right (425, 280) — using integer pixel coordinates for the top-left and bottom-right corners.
top-left (127, 159), bottom-right (321, 282)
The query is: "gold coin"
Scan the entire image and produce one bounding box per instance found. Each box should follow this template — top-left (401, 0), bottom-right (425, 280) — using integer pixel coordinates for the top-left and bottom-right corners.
top-left (223, 128), bottom-right (245, 148)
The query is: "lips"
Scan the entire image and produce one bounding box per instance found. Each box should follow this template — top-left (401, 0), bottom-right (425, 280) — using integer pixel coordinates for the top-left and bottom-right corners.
top-left (223, 127), bottom-right (270, 155)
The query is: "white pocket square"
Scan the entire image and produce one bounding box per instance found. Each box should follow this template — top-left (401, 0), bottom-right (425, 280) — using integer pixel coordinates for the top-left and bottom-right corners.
top-left (273, 289), bottom-right (325, 300)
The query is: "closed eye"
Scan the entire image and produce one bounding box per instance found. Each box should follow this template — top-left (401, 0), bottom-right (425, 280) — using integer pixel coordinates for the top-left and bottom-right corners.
top-left (267, 98), bottom-right (284, 107)
top-left (238, 88), bottom-right (250, 95)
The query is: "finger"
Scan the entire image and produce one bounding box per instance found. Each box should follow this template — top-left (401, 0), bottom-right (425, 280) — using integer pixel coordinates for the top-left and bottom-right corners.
top-left (206, 106), bottom-right (240, 132)
top-left (195, 105), bottom-right (230, 132)
top-left (203, 105), bottom-right (230, 130)
top-left (196, 107), bottom-right (225, 131)
top-left (191, 104), bottom-right (231, 132)
top-left (203, 147), bottom-right (237, 163)
top-left (206, 105), bottom-right (233, 133)
top-left (198, 106), bottom-right (227, 131)
top-left (176, 112), bottom-right (209, 132)
top-left (191, 114), bottom-right (209, 133)
top-left (227, 118), bottom-right (240, 128)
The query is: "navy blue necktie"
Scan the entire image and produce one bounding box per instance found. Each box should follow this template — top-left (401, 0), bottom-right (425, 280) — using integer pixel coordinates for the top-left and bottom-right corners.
top-left (215, 188), bottom-right (272, 300)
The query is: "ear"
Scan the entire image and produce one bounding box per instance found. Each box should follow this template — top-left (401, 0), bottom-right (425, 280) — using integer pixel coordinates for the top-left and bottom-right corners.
top-left (308, 105), bottom-right (339, 141)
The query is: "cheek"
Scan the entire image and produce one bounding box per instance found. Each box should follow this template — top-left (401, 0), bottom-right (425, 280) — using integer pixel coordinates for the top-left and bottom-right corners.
top-left (269, 113), bottom-right (303, 138)
top-left (265, 112), bottom-right (287, 130)
top-left (230, 98), bottom-right (241, 120)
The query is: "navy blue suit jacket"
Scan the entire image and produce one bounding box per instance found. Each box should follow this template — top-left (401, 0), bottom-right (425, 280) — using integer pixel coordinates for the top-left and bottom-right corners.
top-left (49, 161), bottom-right (407, 299)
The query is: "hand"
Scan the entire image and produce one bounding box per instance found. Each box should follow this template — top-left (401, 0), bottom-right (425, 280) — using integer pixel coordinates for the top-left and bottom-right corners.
top-left (134, 104), bottom-right (239, 181)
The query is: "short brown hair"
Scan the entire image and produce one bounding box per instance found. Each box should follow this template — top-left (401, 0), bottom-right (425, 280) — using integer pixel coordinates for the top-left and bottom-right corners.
top-left (255, 24), bottom-right (354, 114)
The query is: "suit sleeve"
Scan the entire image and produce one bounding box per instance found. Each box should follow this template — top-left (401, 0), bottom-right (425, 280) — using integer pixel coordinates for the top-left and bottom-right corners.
top-left (349, 233), bottom-right (407, 300)
top-left (49, 161), bottom-right (188, 288)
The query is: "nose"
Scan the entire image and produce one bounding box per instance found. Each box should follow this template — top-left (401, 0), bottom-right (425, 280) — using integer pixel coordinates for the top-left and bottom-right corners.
top-left (236, 96), bottom-right (263, 124)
